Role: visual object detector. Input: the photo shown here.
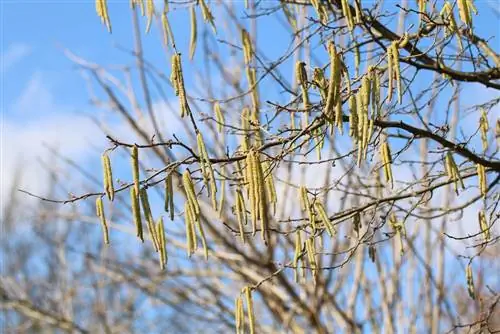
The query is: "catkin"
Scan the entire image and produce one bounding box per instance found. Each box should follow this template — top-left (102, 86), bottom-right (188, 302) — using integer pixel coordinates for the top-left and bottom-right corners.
top-left (477, 163), bottom-right (487, 198)
top-left (170, 53), bottom-right (189, 117)
top-left (164, 172), bottom-right (174, 221)
top-left (296, 61), bottom-right (311, 112)
top-left (156, 217), bottom-right (167, 269)
top-left (466, 263), bottom-right (475, 299)
top-left (96, 197), bottom-right (110, 244)
top-left (380, 139), bottom-right (393, 187)
top-left (131, 145), bottom-right (140, 198)
top-left (310, 0), bottom-right (328, 24)
top-left (314, 201), bottom-right (335, 237)
top-left (324, 42), bottom-right (341, 122)
top-left (235, 189), bottom-right (247, 243)
top-left (235, 296), bottom-right (244, 334)
top-left (299, 186), bottom-right (316, 232)
top-left (386, 46), bottom-right (393, 104)
top-left (199, 0), bottom-right (216, 33)
top-left (479, 109), bottom-right (489, 151)
top-left (392, 43), bottom-right (402, 104)
top-left (293, 230), bottom-right (302, 282)
top-left (340, 0), bottom-right (354, 33)
top-left (145, 0), bottom-right (154, 33)
top-left (440, 2), bottom-right (463, 50)
top-left (241, 29), bottom-right (253, 65)
top-left (197, 132), bottom-right (217, 209)
top-left (140, 188), bottom-right (160, 252)
top-left (244, 287), bottom-right (255, 334)
top-left (161, 12), bottom-right (175, 47)
top-left (306, 237), bottom-right (317, 281)
top-left (96, 0), bottom-right (112, 33)
top-left (130, 187), bottom-right (143, 242)
top-left (102, 153), bottom-right (114, 201)
top-left (189, 5), bottom-right (197, 60)
top-left (194, 213), bottom-right (209, 260)
top-left (478, 210), bottom-right (489, 242)
top-left (184, 202), bottom-right (194, 257)
top-left (183, 170), bottom-right (200, 216)
top-left (214, 102), bottom-right (224, 133)
top-left (445, 152), bottom-right (464, 194)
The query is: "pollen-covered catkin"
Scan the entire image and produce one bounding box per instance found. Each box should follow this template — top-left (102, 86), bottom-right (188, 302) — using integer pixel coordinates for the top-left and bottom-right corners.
top-left (189, 5), bottom-right (197, 60)
top-left (96, 197), bottom-right (110, 244)
top-left (479, 109), bottom-right (489, 151)
top-left (478, 210), bottom-right (489, 242)
top-left (199, 0), bottom-right (216, 33)
top-left (96, 0), bottom-right (112, 32)
top-left (164, 172), bottom-right (174, 221)
top-left (102, 153), bottom-right (114, 201)
top-left (161, 12), bottom-right (175, 47)
top-left (130, 187), bottom-right (143, 242)
top-left (131, 145), bottom-right (140, 199)
top-left (214, 102), bottom-right (224, 133)
top-left (477, 163), bottom-right (487, 198)
top-left (244, 287), bottom-right (255, 334)
top-left (293, 230), bottom-right (302, 282)
top-left (156, 217), bottom-right (167, 269)
top-left (466, 263), bottom-right (475, 299)
top-left (241, 29), bottom-right (253, 65)
top-left (314, 201), bottom-right (335, 237)
top-left (140, 188), bottom-right (160, 252)
top-left (145, 0), bottom-right (154, 33)
top-left (170, 53), bottom-right (189, 117)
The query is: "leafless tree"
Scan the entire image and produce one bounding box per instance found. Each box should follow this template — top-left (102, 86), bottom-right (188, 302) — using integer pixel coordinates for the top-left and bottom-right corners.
top-left (2, 1), bottom-right (499, 333)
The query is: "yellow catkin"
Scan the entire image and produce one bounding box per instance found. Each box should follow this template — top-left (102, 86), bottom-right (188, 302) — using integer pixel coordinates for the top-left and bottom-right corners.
top-left (477, 163), bottom-right (487, 198)
top-left (262, 161), bottom-right (277, 214)
top-left (246, 67), bottom-right (259, 113)
top-left (324, 42), bottom-right (341, 122)
top-left (96, 0), bottom-right (112, 33)
top-left (293, 230), bottom-right (302, 282)
top-left (390, 214), bottom-right (405, 254)
top-left (306, 237), bottom-right (317, 281)
top-left (140, 189), bottom-right (160, 252)
top-left (466, 263), bottom-right (475, 299)
top-left (313, 201), bottom-right (335, 237)
top-left (164, 172), bottom-right (174, 221)
top-left (197, 132), bottom-right (217, 209)
top-left (184, 202), bottom-right (194, 257)
top-left (131, 145), bottom-right (140, 198)
top-left (380, 139), bottom-right (393, 187)
top-left (348, 95), bottom-right (358, 138)
top-left (170, 53), bottom-right (189, 117)
top-left (478, 210), bottom-right (489, 242)
top-left (145, 0), bottom-right (154, 33)
top-left (296, 61), bottom-right (311, 113)
top-left (418, 0), bottom-right (426, 24)
top-left (102, 153), bottom-right (114, 202)
top-left (156, 217), bottom-right (167, 269)
top-left (440, 2), bottom-right (463, 50)
top-left (281, 2), bottom-right (297, 31)
top-left (445, 152), bottom-right (465, 194)
top-left (247, 152), bottom-right (258, 236)
top-left (457, 0), bottom-right (472, 28)
top-left (217, 176), bottom-right (225, 218)
top-left (161, 12), bottom-right (175, 47)
top-left (214, 102), bottom-right (224, 133)
top-left (183, 170), bottom-right (200, 216)
top-left (235, 189), bottom-right (247, 243)
top-left (340, 0), bottom-right (354, 33)
top-left (199, 0), bottom-right (216, 33)
top-left (189, 5), bottom-right (197, 60)
top-left (299, 186), bottom-right (315, 232)
top-left (386, 46), bottom-right (393, 104)
top-left (392, 43), bottom-right (402, 104)
top-left (312, 67), bottom-right (327, 101)
top-left (241, 29), bottom-right (253, 65)
top-left (479, 109), bottom-right (489, 151)
top-left (235, 296), bottom-right (243, 334)
top-left (371, 69), bottom-right (380, 117)
top-left (310, 0), bottom-right (328, 24)
top-left (244, 287), bottom-right (255, 334)
top-left (131, 0), bottom-right (144, 15)
top-left (130, 187), bottom-right (143, 242)
top-left (194, 213), bottom-right (209, 260)
top-left (96, 197), bottom-right (110, 244)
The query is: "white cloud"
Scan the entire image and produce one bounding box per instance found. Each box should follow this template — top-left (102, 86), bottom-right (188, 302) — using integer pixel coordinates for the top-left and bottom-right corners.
top-left (1, 72), bottom-right (104, 220)
top-left (1, 43), bottom-right (31, 74)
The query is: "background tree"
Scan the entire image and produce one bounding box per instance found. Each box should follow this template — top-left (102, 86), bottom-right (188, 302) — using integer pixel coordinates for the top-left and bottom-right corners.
top-left (2, 0), bottom-right (499, 333)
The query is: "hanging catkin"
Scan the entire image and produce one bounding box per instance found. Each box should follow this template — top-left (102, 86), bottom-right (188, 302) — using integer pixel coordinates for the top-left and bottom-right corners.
top-left (96, 197), bottom-right (110, 244)
top-left (189, 5), bottom-right (197, 60)
top-left (102, 153), bottom-right (114, 201)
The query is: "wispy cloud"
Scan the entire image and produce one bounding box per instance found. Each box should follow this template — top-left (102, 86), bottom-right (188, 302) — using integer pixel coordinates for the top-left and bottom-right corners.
top-left (1, 43), bottom-right (31, 74)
